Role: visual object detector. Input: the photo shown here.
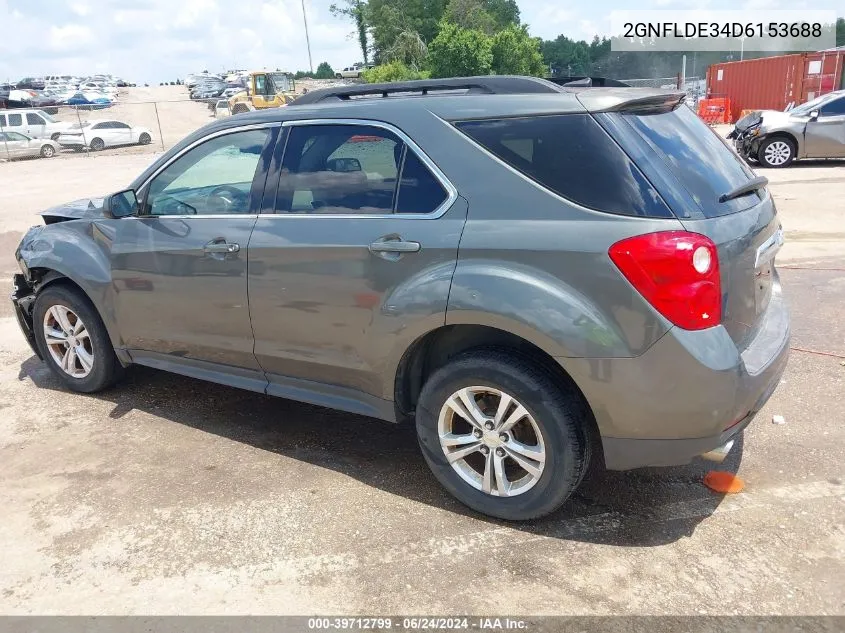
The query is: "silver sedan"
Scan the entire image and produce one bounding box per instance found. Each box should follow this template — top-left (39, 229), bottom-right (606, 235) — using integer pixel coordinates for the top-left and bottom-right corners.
top-left (0, 131), bottom-right (60, 159)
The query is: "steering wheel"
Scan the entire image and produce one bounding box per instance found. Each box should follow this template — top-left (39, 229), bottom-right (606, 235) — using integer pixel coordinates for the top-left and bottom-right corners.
top-left (206, 185), bottom-right (246, 214)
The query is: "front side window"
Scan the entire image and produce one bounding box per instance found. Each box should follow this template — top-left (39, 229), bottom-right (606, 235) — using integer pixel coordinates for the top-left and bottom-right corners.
top-left (6, 132), bottom-right (27, 141)
top-left (26, 113), bottom-right (45, 125)
top-left (820, 96), bottom-right (845, 116)
top-left (145, 129), bottom-right (271, 216)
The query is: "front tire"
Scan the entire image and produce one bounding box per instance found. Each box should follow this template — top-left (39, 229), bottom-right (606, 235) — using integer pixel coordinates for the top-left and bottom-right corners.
top-left (33, 285), bottom-right (124, 393)
top-left (758, 137), bottom-right (795, 168)
top-left (231, 103), bottom-right (248, 115)
top-left (139, 132), bottom-right (151, 145)
top-left (416, 350), bottom-right (591, 520)
top-left (40, 144), bottom-right (55, 158)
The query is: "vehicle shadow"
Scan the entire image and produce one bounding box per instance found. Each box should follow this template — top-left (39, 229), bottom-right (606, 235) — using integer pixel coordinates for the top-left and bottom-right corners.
top-left (18, 356), bottom-right (741, 547)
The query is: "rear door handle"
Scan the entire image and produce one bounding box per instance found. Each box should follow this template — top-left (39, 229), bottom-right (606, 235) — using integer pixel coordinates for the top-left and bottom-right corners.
top-left (368, 238), bottom-right (421, 254)
top-left (203, 240), bottom-right (240, 254)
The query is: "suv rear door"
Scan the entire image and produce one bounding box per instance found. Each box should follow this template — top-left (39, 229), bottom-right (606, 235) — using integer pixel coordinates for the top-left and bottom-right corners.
top-left (248, 120), bottom-right (466, 408)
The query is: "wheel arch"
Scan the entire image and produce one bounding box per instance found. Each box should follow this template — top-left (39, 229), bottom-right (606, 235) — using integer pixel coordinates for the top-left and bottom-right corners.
top-left (21, 229), bottom-right (125, 358)
top-left (393, 323), bottom-right (602, 462)
top-left (762, 130), bottom-right (800, 155)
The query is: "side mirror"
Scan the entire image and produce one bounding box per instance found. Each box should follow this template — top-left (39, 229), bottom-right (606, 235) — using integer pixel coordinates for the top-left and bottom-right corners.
top-left (327, 157), bottom-right (362, 173)
top-left (105, 188), bottom-right (138, 218)
top-left (809, 110), bottom-right (820, 120)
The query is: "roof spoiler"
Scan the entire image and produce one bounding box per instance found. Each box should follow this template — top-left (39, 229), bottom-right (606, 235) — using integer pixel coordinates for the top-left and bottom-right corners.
top-left (290, 76), bottom-right (565, 105)
top-left (577, 90), bottom-right (686, 114)
top-left (547, 76), bottom-right (632, 88)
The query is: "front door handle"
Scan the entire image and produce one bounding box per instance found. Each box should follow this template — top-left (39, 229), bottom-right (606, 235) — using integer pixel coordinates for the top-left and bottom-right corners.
top-left (203, 240), bottom-right (240, 254)
top-left (368, 237), bottom-right (421, 254)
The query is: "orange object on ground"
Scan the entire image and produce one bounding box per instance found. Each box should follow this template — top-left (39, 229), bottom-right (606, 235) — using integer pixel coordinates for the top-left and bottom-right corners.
top-left (697, 97), bottom-right (732, 125)
top-left (703, 471), bottom-right (745, 494)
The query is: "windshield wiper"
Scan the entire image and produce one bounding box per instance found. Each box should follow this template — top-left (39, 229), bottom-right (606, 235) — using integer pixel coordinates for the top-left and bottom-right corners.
top-left (718, 176), bottom-right (768, 203)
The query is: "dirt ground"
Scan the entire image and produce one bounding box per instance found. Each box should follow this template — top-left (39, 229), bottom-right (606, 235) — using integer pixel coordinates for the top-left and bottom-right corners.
top-left (0, 147), bottom-right (843, 615)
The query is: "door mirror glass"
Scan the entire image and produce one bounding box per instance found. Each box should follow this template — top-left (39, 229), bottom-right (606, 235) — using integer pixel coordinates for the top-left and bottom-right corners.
top-left (809, 110), bottom-right (820, 120)
top-left (106, 189), bottom-right (139, 218)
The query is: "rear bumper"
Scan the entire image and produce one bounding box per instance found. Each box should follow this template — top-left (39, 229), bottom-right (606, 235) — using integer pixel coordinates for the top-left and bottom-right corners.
top-left (562, 283), bottom-right (790, 470)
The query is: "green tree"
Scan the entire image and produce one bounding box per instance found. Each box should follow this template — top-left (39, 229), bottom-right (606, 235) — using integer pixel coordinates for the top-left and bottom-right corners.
top-left (837, 17), bottom-right (845, 47)
top-left (330, 0), bottom-right (370, 64)
top-left (427, 20), bottom-right (493, 77)
top-left (367, 0), bottom-right (448, 61)
top-left (444, 0), bottom-right (496, 34)
top-left (362, 61), bottom-right (431, 82)
top-left (484, 0), bottom-right (519, 29)
top-left (385, 29), bottom-right (429, 68)
top-left (443, 0), bottom-right (518, 35)
top-left (314, 62), bottom-right (336, 79)
top-left (491, 25), bottom-right (544, 76)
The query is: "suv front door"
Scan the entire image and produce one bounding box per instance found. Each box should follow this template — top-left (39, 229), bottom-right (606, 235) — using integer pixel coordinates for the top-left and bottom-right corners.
top-left (805, 95), bottom-right (845, 158)
top-left (248, 120), bottom-right (466, 410)
top-left (110, 125), bottom-right (278, 387)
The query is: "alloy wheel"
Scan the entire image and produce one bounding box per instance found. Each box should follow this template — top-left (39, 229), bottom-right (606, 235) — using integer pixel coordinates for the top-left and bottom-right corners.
top-left (438, 386), bottom-right (546, 497)
top-left (764, 140), bottom-right (791, 166)
top-left (43, 305), bottom-right (94, 378)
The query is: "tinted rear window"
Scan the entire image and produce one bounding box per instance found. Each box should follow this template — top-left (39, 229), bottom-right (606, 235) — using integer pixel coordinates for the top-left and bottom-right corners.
top-left (619, 106), bottom-right (759, 217)
top-left (456, 115), bottom-right (672, 218)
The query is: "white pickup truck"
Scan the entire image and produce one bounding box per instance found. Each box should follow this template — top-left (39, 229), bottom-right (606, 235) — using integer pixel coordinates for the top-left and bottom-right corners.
top-left (335, 66), bottom-right (365, 79)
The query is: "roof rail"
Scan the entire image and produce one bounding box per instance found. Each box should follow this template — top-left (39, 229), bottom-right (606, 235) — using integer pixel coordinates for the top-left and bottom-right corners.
top-left (289, 75), bottom-right (566, 105)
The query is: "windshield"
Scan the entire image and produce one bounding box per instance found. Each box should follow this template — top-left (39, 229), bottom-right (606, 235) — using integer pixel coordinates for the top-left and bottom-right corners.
top-left (790, 93), bottom-right (839, 115)
top-left (37, 110), bottom-right (57, 123)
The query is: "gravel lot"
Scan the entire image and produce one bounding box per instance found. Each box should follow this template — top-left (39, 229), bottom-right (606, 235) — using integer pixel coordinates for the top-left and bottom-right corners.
top-left (0, 133), bottom-right (843, 615)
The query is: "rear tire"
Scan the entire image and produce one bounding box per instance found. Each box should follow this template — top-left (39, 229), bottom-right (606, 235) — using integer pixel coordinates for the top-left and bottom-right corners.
top-left (33, 285), bottom-right (124, 393)
top-left (758, 137), bottom-right (795, 168)
top-left (89, 137), bottom-right (105, 151)
top-left (415, 349), bottom-right (591, 520)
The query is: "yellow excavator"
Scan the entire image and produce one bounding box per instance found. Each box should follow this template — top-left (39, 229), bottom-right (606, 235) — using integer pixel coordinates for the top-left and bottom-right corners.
top-left (228, 71), bottom-right (296, 114)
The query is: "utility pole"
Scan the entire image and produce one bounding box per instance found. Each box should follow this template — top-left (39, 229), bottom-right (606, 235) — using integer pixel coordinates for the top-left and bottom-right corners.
top-left (301, 0), bottom-right (314, 73)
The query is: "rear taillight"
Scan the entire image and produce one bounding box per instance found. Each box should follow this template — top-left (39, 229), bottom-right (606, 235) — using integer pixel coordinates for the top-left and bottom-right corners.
top-left (609, 231), bottom-right (721, 331)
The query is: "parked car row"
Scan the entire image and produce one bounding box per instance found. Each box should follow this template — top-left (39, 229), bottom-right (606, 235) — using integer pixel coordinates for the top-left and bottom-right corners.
top-left (1, 74), bottom-right (128, 112)
top-left (0, 108), bottom-right (152, 159)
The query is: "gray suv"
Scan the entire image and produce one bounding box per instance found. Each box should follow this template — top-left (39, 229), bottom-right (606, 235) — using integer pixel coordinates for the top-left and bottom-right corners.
top-left (12, 77), bottom-right (789, 520)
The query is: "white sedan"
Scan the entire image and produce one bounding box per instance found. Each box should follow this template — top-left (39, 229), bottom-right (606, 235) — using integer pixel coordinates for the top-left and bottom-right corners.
top-left (57, 119), bottom-right (152, 151)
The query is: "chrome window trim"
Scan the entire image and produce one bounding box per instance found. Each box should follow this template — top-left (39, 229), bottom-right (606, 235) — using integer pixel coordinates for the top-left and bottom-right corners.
top-left (269, 118), bottom-right (459, 220)
top-left (137, 122), bottom-right (282, 199)
top-left (127, 214), bottom-right (260, 221)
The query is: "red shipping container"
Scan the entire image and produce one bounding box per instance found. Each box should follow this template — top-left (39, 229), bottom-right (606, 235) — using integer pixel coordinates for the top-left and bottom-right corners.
top-left (706, 49), bottom-right (845, 123)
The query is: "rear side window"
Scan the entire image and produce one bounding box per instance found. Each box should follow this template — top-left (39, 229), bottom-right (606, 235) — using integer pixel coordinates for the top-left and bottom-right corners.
top-left (618, 106), bottom-right (759, 217)
top-left (455, 114), bottom-right (672, 218)
top-left (396, 149), bottom-right (448, 214)
top-left (8, 114), bottom-right (22, 127)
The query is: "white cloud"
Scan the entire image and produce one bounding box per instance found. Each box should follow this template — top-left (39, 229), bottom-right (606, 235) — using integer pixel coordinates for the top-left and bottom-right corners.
top-left (0, 0), bottom-right (361, 83)
top-left (70, 2), bottom-right (91, 16)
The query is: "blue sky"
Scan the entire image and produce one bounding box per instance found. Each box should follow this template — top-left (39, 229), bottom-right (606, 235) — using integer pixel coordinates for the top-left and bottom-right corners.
top-left (1, 0), bottom-right (842, 83)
